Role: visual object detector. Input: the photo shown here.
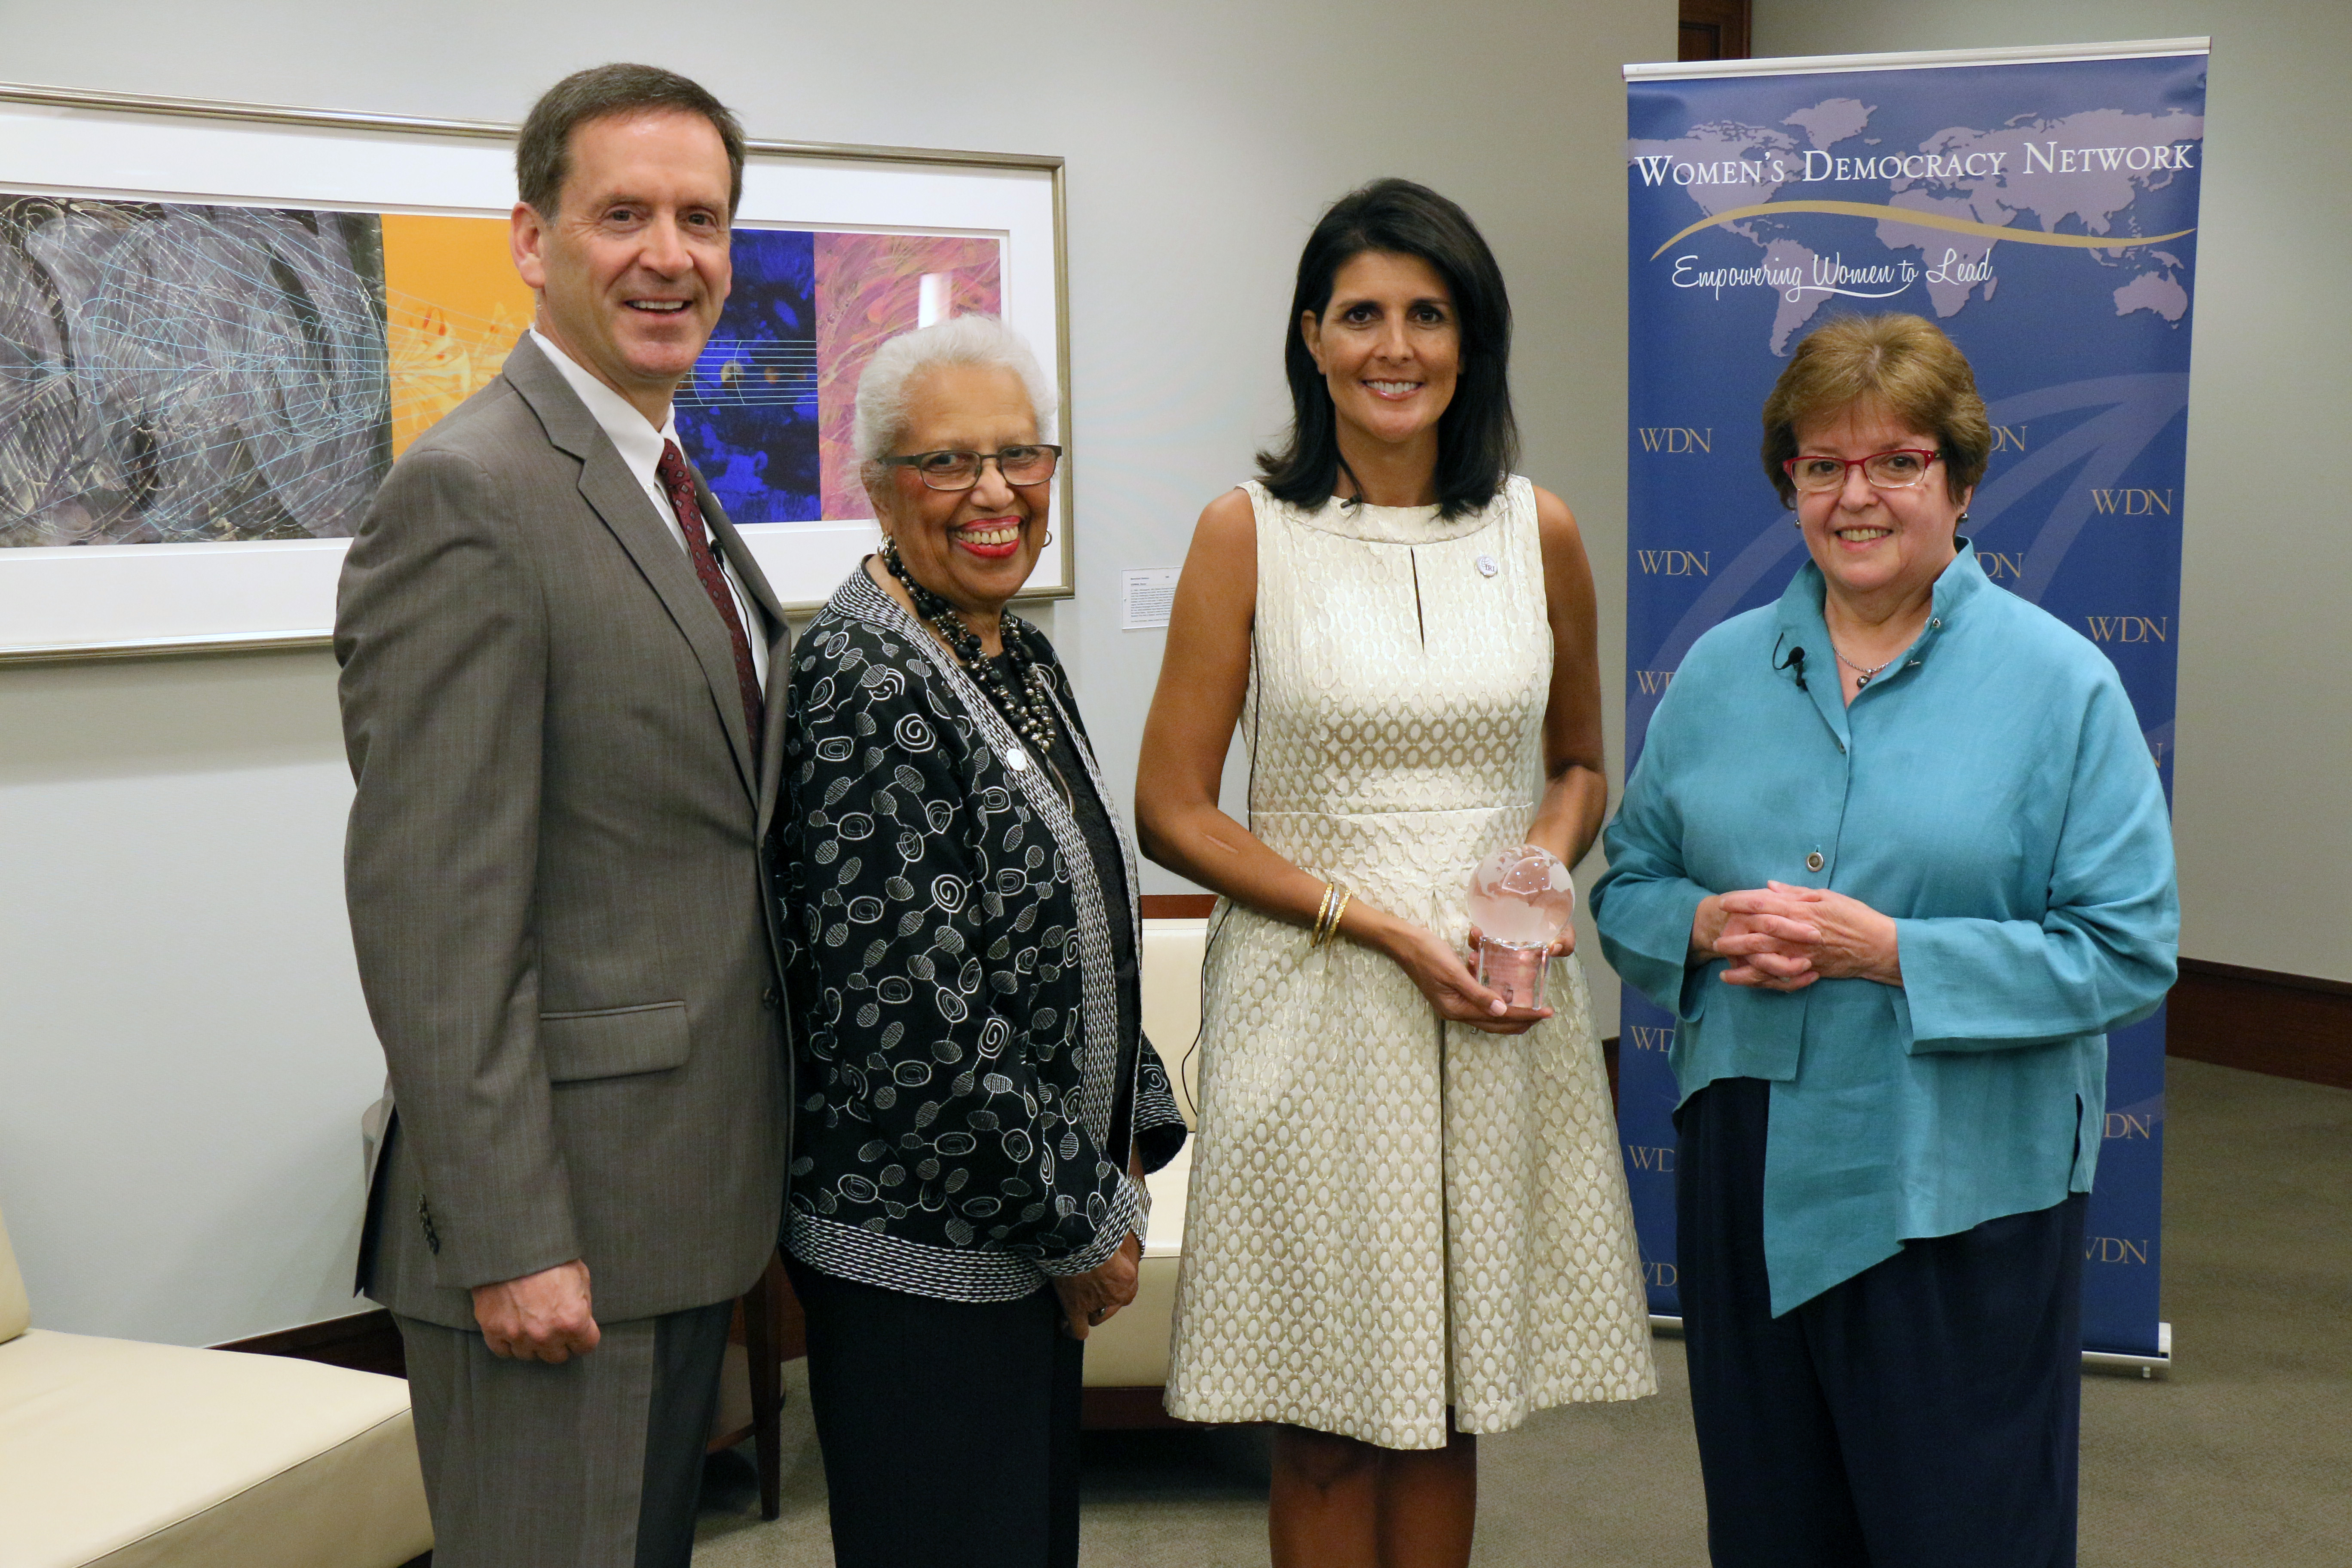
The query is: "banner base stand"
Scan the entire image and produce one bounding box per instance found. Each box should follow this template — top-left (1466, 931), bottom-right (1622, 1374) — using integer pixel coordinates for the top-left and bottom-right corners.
top-left (2082, 1320), bottom-right (2173, 1379)
top-left (1651, 1317), bottom-right (2173, 1379)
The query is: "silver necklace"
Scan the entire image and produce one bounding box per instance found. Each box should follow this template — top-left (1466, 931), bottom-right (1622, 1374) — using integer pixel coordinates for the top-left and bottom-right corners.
top-left (1829, 643), bottom-right (1899, 688)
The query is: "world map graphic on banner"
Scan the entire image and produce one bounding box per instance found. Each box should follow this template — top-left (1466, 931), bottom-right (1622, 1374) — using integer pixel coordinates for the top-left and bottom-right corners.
top-left (1630, 99), bottom-right (2201, 351)
top-left (1619, 47), bottom-right (2208, 1360)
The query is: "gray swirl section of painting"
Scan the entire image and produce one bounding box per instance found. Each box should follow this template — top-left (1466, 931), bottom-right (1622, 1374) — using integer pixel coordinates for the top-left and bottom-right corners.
top-left (0, 197), bottom-right (391, 547)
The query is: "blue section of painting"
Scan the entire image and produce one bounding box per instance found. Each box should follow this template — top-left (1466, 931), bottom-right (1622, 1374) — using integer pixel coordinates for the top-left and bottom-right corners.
top-left (677, 228), bottom-right (819, 524)
top-left (1622, 50), bottom-right (2205, 1356)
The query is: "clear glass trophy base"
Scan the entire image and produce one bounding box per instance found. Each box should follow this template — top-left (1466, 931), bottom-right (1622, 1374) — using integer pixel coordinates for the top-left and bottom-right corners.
top-left (1476, 940), bottom-right (1547, 1010)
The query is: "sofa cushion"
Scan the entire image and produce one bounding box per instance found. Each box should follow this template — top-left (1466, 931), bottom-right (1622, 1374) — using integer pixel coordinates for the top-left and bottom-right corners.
top-left (0, 1329), bottom-right (430, 1568)
top-left (1139, 917), bottom-right (1209, 1125)
top-left (0, 1209), bottom-right (28, 1346)
top-left (1079, 1140), bottom-right (1191, 1388)
top-left (1078, 914), bottom-right (1210, 1392)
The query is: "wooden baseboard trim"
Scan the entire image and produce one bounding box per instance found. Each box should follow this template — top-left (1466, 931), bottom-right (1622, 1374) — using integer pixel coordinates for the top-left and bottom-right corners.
top-left (2168, 957), bottom-right (2352, 1090)
top-left (1600, 961), bottom-right (2351, 1102)
top-left (1140, 894), bottom-right (1216, 920)
top-left (2177, 956), bottom-right (2352, 997)
top-left (220, 1307), bottom-right (407, 1378)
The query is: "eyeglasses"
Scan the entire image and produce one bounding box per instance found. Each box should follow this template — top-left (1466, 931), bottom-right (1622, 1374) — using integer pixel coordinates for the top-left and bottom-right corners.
top-left (880, 444), bottom-right (1062, 491)
top-left (1782, 448), bottom-right (1942, 494)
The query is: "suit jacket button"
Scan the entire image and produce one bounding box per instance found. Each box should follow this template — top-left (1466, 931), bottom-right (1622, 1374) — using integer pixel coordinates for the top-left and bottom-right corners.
top-left (762, 985), bottom-right (781, 1009)
top-left (1805, 851), bottom-right (1825, 872)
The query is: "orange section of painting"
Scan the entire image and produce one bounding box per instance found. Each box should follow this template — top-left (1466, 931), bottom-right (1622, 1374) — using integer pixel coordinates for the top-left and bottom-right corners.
top-left (813, 233), bottom-right (1001, 519)
top-left (380, 214), bottom-right (536, 456)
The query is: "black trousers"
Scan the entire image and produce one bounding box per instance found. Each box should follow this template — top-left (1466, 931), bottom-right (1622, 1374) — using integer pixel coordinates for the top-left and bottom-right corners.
top-left (1675, 1076), bottom-right (2086, 1568)
top-left (787, 1256), bottom-right (1084, 1568)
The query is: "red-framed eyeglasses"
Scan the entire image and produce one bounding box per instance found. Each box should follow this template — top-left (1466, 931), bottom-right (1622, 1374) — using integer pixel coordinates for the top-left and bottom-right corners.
top-left (1782, 448), bottom-right (1942, 494)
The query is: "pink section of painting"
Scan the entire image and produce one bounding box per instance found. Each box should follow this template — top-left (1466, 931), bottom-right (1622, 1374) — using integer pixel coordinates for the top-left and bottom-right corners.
top-left (814, 233), bottom-right (1003, 519)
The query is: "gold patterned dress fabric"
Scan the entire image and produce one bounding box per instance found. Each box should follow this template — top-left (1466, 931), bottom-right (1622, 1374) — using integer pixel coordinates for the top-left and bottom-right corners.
top-left (1164, 478), bottom-right (1657, 1448)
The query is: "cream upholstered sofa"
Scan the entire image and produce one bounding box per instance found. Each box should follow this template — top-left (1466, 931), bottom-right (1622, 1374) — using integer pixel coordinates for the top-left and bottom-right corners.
top-left (1081, 914), bottom-right (1208, 1397)
top-left (0, 1204), bottom-right (431, 1568)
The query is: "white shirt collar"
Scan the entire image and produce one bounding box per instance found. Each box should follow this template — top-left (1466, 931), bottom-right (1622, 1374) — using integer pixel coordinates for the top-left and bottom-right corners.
top-left (523, 328), bottom-right (772, 680)
top-left (530, 327), bottom-right (679, 483)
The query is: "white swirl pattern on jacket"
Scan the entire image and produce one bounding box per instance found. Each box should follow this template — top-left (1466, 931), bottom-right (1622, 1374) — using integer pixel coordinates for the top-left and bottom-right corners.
top-left (782, 571), bottom-right (1179, 1300)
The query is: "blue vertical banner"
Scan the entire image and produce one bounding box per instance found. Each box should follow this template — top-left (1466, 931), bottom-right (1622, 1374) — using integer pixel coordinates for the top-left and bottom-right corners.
top-left (1619, 40), bottom-right (2206, 1359)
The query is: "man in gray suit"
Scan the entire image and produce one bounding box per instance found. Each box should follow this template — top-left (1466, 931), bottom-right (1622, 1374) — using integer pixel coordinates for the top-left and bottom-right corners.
top-left (336, 64), bottom-right (789, 1568)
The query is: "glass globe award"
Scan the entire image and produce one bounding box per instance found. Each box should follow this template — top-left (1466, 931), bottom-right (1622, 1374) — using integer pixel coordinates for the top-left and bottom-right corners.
top-left (1465, 845), bottom-right (1575, 1009)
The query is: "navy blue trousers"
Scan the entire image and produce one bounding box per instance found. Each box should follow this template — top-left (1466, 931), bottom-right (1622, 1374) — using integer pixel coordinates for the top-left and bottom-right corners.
top-left (1675, 1077), bottom-right (2086, 1568)
top-left (786, 1256), bottom-right (1082, 1568)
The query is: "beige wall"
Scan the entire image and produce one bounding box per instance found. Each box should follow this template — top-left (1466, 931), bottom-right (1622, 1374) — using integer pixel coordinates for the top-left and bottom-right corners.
top-left (1749, 0), bottom-right (2352, 982)
top-left (0, 0), bottom-right (1675, 1342)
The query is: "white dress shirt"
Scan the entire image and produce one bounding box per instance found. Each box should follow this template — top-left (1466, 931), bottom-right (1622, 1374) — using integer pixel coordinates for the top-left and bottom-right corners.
top-left (530, 329), bottom-right (769, 686)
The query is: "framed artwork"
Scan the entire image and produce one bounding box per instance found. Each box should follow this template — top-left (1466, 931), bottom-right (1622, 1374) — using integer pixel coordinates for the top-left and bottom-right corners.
top-left (0, 82), bottom-right (1071, 662)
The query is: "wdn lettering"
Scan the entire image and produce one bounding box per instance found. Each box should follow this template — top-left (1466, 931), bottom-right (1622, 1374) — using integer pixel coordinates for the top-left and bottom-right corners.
top-left (2090, 488), bottom-right (2174, 515)
top-left (1636, 426), bottom-right (1712, 453)
top-left (2082, 616), bottom-right (2169, 643)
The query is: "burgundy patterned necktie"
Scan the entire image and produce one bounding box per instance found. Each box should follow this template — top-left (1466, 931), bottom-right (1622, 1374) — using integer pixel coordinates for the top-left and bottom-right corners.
top-left (656, 439), bottom-right (764, 752)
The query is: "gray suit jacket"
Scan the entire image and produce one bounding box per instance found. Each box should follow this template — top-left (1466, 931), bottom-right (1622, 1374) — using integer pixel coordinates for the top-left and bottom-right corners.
top-left (337, 334), bottom-right (792, 1331)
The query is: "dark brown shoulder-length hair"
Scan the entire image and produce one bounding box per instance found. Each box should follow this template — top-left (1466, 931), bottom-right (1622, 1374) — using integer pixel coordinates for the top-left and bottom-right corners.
top-left (1761, 313), bottom-right (1993, 508)
top-left (1257, 178), bottom-right (1518, 521)
top-left (517, 63), bottom-right (746, 220)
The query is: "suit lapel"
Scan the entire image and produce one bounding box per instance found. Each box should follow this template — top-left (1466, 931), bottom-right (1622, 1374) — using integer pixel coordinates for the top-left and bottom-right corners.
top-left (699, 485), bottom-right (794, 837)
top-left (502, 337), bottom-right (761, 802)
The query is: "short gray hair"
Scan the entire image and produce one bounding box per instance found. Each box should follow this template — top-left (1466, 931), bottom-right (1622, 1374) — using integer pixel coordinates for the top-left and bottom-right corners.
top-left (853, 315), bottom-right (1058, 470)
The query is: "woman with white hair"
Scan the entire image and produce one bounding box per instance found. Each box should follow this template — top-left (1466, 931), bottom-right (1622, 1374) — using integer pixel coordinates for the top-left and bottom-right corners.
top-left (777, 315), bottom-right (1188, 1568)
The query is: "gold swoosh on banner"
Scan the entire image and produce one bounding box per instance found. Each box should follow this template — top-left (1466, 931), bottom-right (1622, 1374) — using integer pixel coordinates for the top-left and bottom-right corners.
top-left (1649, 200), bottom-right (2196, 261)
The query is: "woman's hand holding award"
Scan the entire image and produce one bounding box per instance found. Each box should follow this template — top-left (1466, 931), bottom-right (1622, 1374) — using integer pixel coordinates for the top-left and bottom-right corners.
top-left (1467, 845), bottom-right (1574, 1010)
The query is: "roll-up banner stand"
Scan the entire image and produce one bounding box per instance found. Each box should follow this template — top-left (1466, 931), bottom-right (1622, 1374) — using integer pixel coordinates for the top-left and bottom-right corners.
top-left (1619, 39), bottom-right (2206, 1371)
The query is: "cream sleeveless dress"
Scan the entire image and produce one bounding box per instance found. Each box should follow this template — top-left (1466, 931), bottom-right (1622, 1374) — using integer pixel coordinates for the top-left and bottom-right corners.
top-left (1163, 478), bottom-right (1656, 1449)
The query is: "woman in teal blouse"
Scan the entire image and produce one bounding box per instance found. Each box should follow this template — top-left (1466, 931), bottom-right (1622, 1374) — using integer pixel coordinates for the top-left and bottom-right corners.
top-left (1592, 314), bottom-right (2176, 1568)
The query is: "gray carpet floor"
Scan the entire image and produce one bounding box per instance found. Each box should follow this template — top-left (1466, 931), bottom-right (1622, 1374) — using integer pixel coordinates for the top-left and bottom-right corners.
top-left (692, 1059), bottom-right (2352, 1564)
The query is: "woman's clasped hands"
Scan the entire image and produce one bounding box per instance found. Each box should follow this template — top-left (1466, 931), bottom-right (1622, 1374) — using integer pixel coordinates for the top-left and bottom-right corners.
top-left (1697, 880), bottom-right (1902, 990)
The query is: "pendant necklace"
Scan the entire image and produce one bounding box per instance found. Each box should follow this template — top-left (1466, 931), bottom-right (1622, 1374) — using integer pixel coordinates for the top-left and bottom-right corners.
top-left (1830, 643), bottom-right (1900, 689)
top-left (880, 539), bottom-right (1058, 757)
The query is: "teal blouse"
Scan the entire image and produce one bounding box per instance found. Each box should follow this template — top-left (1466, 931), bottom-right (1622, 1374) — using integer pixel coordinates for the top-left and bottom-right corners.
top-left (1591, 544), bottom-right (2177, 1315)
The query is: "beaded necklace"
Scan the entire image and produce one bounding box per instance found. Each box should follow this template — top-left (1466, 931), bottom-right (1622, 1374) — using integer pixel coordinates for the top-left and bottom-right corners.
top-left (880, 539), bottom-right (1057, 757)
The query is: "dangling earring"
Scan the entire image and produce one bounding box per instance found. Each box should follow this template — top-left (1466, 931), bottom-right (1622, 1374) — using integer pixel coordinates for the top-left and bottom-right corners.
top-left (880, 533), bottom-right (902, 568)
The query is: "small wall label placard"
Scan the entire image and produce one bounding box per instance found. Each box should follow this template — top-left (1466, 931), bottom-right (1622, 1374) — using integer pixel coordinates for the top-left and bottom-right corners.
top-left (1121, 568), bottom-right (1180, 630)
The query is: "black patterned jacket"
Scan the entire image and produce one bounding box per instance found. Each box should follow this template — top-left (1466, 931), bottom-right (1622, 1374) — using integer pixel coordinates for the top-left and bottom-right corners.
top-left (780, 570), bottom-right (1187, 1301)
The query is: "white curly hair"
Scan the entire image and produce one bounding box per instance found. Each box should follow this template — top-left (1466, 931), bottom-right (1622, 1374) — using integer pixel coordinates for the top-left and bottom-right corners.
top-left (851, 315), bottom-right (1059, 476)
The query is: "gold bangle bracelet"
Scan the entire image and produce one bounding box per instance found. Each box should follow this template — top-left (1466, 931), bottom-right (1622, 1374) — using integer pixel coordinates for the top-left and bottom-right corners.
top-left (1324, 890), bottom-right (1352, 946)
top-left (1311, 882), bottom-right (1336, 946)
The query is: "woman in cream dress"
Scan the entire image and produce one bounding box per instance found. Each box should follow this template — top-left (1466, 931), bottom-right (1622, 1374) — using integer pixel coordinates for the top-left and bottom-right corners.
top-left (1136, 179), bottom-right (1653, 1568)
